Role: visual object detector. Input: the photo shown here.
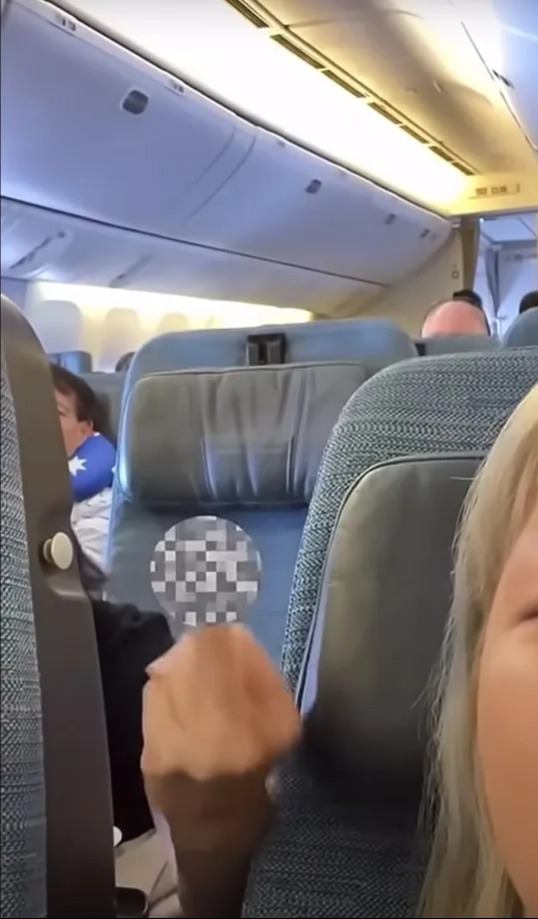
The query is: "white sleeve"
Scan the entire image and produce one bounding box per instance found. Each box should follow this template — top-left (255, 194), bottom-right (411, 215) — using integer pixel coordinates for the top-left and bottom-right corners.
top-left (71, 488), bottom-right (112, 572)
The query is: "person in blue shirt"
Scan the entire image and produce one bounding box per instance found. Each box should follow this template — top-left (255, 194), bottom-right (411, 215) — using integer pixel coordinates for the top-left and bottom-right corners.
top-left (51, 364), bottom-right (116, 570)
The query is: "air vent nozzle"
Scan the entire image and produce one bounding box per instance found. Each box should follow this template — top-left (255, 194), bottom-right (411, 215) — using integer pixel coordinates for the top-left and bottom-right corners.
top-left (224, 0), bottom-right (268, 28)
top-left (271, 35), bottom-right (324, 69)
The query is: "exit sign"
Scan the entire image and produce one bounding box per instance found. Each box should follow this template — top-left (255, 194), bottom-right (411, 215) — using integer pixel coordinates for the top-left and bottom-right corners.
top-left (470, 181), bottom-right (521, 199)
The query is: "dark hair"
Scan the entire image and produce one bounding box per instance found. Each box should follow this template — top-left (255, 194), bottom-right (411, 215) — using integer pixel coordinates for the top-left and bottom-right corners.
top-left (116, 352), bottom-right (134, 373)
top-left (519, 290), bottom-right (538, 315)
top-left (50, 364), bottom-right (105, 431)
top-left (453, 289), bottom-right (483, 311)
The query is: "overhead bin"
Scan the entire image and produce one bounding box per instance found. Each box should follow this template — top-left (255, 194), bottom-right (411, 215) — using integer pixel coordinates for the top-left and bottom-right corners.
top-left (181, 128), bottom-right (450, 282)
top-left (1, 0), bottom-right (254, 230)
top-left (1, 199), bottom-right (377, 312)
top-left (2, 0), bottom-right (452, 308)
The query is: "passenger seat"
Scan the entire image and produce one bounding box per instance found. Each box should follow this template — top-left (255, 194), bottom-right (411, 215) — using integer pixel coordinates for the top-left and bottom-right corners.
top-left (81, 371), bottom-right (124, 444)
top-left (418, 335), bottom-right (499, 355)
top-left (48, 349), bottom-right (93, 372)
top-left (2, 295), bottom-right (115, 916)
top-left (125, 319), bottom-right (417, 385)
top-left (504, 307), bottom-right (538, 347)
top-left (243, 348), bottom-right (538, 917)
top-left (108, 362), bottom-right (370, 661)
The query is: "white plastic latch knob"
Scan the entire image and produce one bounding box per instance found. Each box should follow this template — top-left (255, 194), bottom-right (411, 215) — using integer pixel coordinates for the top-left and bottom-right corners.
top-left (42, 532), bottom-right (74, 571)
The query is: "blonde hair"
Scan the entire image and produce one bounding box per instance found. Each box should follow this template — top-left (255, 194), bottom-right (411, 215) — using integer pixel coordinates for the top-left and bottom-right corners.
top-left (421, 384), bottom-right (538, 918)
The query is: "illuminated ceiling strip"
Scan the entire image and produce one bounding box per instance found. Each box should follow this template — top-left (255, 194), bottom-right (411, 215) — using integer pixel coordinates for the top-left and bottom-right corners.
top-left (30, 281), bottom-right (312, 326)
top-left (53, 0), bottom-right (467, 211)
top-left (226, 0), bottom-right (476, 177)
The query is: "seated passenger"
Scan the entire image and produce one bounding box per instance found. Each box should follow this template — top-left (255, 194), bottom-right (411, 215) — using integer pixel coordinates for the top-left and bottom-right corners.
top-left (421, 382), bottom-right (538, 918)
top-left (51, 365), bottom-right (116, 570)
top-left (116, 351), bottom-right (134, 372)
top-left (422, 298), bottom-right (490, 338)
top-left (75, 541), bottom-right (174, 842)
top-left (452, 288), bottom-right (483, 311)
top-left (519, 290), bottom-right (538, 315)
top-left (140, 384), bottom-right (538, 918)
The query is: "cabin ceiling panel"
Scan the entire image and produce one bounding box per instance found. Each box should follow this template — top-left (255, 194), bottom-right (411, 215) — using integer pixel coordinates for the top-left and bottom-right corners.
top-left (479, 0), bottom-right (538, 151)
top-left (256, 0), bottom-right (537, 173)
top-left (481, 213), bottom-right (537, 243)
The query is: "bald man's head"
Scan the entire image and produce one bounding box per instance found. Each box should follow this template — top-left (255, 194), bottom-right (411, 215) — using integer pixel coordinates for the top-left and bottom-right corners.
top-left (422, 300), bottom-right (490, 338)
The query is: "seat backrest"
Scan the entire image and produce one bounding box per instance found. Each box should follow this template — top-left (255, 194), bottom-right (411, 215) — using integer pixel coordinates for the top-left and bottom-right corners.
top-left (243, 348), bottom-right (538, 918)
top-left (108, 362), bottom-right (369, 662)
top-left (125, 320), bottom-right (417, 385)
top-left (419, 335), bottom-right (499, 355)
top-left (2, 296), bottom-right (115, 917)
top-left (80, 372), bottom-right (124, 444)
top-left (282, 348), bottom-right (538, 689)
top-left (504, 307), bottom-right (538, 347)
top-left (1, 351), bottom-right (46, 919)
top-left (49, 349), bottom-right (93, 373)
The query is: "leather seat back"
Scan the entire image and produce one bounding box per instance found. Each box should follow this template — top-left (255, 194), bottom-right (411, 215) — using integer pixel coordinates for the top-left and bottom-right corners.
top-left (125, 319), bottom-right (417, 385)
top-left (504, 308), bottom-right (538, 347)
top-left (80, 372), bottom-right (124, 444)
top-left (108, 362), bottom-right (369, 661)
top-left (48, 349), bottom-right (93, 372)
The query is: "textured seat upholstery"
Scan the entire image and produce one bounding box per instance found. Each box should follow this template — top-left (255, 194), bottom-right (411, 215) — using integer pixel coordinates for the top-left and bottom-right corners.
top-left (125, 319), bottom-right (417, 385)
top-left (48, 349), bottom-right (93, 372)
top-left (243, 348), bottom-right (538, 918)
top-left (2, 296), bottom-right (115, 917)
top-left (108, 362), bottom-right (369, 661)
top-left (504, 307), bottom-right (538, 347)
top-left (1, 352), bottom-right (46, 919)
top-left (418, 334), bottom-right (499, 355)
top-left (81, 372), bottom-right (124, 444)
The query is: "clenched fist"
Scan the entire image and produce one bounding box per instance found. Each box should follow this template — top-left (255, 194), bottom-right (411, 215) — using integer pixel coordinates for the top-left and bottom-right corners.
top-left (141, 625), bottom-right (301, 917)
top-left (142, 623), bottom-right (301, 782)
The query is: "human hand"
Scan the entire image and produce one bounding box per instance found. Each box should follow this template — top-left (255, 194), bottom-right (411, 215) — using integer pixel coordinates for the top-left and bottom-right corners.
top-left (141, 623), bottom-right (301, 784)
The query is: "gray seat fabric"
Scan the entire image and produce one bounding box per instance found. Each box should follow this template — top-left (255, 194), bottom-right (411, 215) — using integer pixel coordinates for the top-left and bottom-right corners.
top-left (243, 348), bottom-right (538, 918)
top-left (48, 349), bottom-right (93, 372)
top-left (108, 362), bottom-right (369, 661)
top-left (125, 320), bottom-right (417, 386)
top-left (81, 372), bottom-right (124, 444)
top-left (2, 296), bottom-right (115, 916)
top-left (504, 307), bottom-right (538, 347)
top-left (1, 352), bottom-right (47, 919)
top-left (419, 335), bottom-right (499, 355)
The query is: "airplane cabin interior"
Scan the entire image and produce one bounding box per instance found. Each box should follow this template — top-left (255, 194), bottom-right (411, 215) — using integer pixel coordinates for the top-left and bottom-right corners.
top-left (1, 0), bottom-right (537, 917)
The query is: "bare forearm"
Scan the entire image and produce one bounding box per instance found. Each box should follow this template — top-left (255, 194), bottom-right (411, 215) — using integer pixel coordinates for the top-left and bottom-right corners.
top-left (148, 771), bottom-right (271, 919)
top-left (176, 849), bottom-right (255, 918)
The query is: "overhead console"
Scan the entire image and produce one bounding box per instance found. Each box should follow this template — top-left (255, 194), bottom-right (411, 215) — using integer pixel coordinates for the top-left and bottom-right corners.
top-left (1, 0), bottom-right (452, 312)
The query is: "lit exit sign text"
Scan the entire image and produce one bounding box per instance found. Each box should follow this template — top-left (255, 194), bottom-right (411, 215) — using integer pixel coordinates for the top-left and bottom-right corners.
top-left (470, 182), bottom-right (521, 199)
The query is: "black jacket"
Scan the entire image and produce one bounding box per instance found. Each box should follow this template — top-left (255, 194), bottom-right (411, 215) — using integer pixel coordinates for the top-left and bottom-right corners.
top-left (93, 599), bottom-right (174, 841)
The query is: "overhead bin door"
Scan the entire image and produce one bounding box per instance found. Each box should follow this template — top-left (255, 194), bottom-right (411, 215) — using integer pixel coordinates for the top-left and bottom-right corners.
top-left (1, 1), bottom-right (253, 231)
top-left (180, 128), bottom-right (450, 284)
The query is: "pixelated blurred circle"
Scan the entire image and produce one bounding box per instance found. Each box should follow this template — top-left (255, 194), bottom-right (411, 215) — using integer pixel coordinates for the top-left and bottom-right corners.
top-left (150, 516), bottom-right (262, 628)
